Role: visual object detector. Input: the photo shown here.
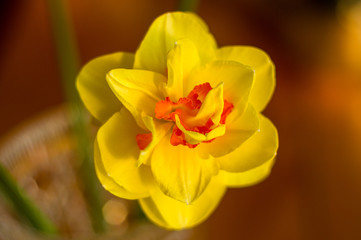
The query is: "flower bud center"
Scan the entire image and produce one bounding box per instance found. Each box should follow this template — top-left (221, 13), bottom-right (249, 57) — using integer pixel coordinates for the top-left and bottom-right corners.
top-left (137, 82), bottom-right (233, 149)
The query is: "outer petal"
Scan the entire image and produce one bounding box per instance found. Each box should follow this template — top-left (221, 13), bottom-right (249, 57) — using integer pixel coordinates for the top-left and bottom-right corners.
top-left (106, 69), bottom-right (167, 129)
top-left (97, 108), bottom-right (152, 198)
top-left (151, 132), bottom-right (219, 204)
top-left (218, 114), bottom-right (278, 172)
top-left (139, 175), bottom-right (226, 229)
top-left (186, 60), bottom-right (254, 116)
top-left (94, 138), bottom-right (144, 199)
top-left (216, 46), bottom-right (275, 111)
top-left (219, 156), bottom-right (275, 187)
top-left (199, 104), bottom-right (260, 158)
top-left (76, 52), bottom-right (134, 123)
top-left (134, 12), bottom-right (217, 74)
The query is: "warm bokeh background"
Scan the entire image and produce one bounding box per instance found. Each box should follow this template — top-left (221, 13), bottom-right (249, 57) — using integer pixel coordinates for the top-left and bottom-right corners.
top-left (1, 0), bottom-right (361, 239)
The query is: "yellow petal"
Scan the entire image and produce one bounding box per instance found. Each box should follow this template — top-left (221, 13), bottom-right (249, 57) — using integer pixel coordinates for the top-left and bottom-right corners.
top-left (94, 138), bottom-right (145, 199)
top-left (218, 114), bottom-right (278, 172)
top-left (134, 12), bottom-right (217, 74)
top-left (199, 104), bottom-right (259, 158)
top-left (97, 108), bottom-right (152, 197)
top-left (150, 132), bottom-right (219, 204)
top-left (219, 156), bottom-right (275, 187)
top-left (106, 69), bottom-right (167, 129)
top-left (186, 60), bottom-right (254, 116)
top-left (139, 175), bottom-right (226, 229)
top-left (76, 52), bottom-right (134, 123)
top-left (216, 46), bottom-right (275, 112)
top-left (166, 38), bottom-right (200, 101)
top-left (137, 113), bottom-right (173, 166)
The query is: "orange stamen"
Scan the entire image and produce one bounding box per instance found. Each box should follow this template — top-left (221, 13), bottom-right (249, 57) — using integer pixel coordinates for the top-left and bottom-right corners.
top-left (136, 133), bottom-right (152, 150)
top-left (187, 82), bottom-right (212, 108)
top-left (155, 97), bottom-right (195, 121)
top-left (220, 100), bottom-right (234, 124)
top-left (137, 82), bottom-right (234, 150)
top-left (170, 126), bottom-right (199, 148)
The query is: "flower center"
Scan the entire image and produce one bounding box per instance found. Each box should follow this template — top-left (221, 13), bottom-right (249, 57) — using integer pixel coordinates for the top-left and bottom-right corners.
top-left (137, 82), bottom-right (233, 149)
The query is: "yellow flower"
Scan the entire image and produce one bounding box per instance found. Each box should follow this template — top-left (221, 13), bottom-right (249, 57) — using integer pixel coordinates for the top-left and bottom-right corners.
top-left (76, 12), bottom-right (278, 229)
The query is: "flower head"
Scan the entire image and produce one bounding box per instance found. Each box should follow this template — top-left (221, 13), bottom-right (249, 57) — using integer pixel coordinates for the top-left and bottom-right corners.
top-left (77, 12), bottom-right (278, 229)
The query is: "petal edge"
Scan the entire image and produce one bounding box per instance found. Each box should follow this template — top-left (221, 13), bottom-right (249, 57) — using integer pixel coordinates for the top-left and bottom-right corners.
top-left (216, 46), bottom-right (275, 111)
top-left (76, 52), bottom-right (134, 122)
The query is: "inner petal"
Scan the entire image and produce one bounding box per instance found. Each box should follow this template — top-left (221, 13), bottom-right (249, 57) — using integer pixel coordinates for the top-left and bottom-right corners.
top-left (185, 82), bottom-right (224, 128)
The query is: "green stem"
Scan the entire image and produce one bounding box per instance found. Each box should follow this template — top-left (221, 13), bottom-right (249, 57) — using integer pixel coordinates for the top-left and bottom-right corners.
top-left (0, 163), bottom-right (57, 234)
top-left (71, 104), bottom-right (106, 233)
top-left (178, 0), bottom-right (200, 12)
top-left (45, 0), bottom-right (106, 233)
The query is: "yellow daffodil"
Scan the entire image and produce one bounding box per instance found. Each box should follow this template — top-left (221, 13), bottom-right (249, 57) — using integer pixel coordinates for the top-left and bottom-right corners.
top-left (76, 12), bottom-right (278, 229)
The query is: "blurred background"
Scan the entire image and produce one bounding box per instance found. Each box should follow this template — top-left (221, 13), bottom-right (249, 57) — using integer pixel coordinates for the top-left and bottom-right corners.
top-left (1, 0), bottom-right (361, 239)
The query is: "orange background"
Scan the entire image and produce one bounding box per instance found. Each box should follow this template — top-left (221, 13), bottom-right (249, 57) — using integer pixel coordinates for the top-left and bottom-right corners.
top-left (1, 0), bottom-right (361, 239)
